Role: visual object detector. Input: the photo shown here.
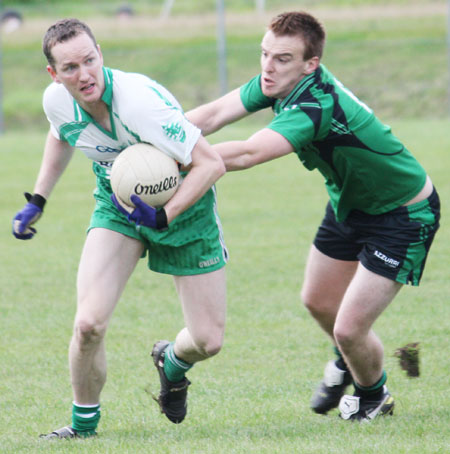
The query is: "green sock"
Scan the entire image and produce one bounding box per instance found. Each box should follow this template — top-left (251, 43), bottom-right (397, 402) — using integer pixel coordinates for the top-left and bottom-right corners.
top-left (163, 342), bottom-right (193, 382)
top-left (354, 370), bottom-right (387, 399)
top-left (72, 402), bottom-right (101, 436)
top-left (333, 346), bottom-right (349, 371)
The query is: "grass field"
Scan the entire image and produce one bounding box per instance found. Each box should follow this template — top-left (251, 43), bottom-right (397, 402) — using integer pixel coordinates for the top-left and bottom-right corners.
top-left (1, 1), bottom-right (447, 129)
top-left (0, 118), bottom-right (449, 453)
top-left (0, 1), bottom-right (449, 453)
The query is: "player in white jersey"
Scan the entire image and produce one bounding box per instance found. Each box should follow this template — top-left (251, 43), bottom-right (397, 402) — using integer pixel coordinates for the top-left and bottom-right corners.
top-left (12, 18), bottom-right (228, 438)
top-left (42, 67), bottom-right (201, 179)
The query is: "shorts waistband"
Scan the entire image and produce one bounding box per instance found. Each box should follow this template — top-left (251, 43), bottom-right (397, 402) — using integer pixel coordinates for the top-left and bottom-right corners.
top-left (404, 187), bottom-right (439, 214)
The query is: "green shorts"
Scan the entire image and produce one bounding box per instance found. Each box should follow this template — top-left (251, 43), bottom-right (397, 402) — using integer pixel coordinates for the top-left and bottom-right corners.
top-left (89, 176), bottom-right (228, 276)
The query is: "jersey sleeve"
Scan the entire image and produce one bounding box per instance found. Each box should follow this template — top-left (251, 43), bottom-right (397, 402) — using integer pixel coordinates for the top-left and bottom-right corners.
top-left (240, 75), bottom-right (275, 112)
top-left (42, 83), bottom-right (72, 142)
top-left (118, 78), bottom-right (200, 166)
top-left (266, 107), bottom-right (316, 151)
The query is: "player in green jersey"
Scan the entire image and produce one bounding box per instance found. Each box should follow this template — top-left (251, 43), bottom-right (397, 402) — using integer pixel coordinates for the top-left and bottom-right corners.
top-left (187, 11), bottom-right (440, 421)
top-left (12, 19), bottom-right (228, 437)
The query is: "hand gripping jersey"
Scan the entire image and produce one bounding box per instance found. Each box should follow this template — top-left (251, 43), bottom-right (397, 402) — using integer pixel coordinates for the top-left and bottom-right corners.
top-left (43, 67), bottom-right (201, 180)
top-left (240, 65), bottom-right (427, 222)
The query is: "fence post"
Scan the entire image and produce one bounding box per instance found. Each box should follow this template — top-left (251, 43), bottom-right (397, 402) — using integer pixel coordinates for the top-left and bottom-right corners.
top-left (216, 0), bottom-right (228, 95)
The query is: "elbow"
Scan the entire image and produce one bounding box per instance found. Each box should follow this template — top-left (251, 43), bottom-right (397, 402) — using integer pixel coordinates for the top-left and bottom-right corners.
top-left (203, 151), bottom-right (226, 181)
top-left (215, 156), bottom-right (227, 179)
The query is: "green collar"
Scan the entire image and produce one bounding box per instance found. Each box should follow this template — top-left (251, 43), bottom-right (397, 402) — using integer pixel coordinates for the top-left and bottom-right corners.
top-left (72, 67), bottom-right (116, 138)
top-left (101, 67), bottom-right (113, 106)
top-left (73, 67), bottom-right (113, 122)
top-left (278, 65), bottom-right (321, 110)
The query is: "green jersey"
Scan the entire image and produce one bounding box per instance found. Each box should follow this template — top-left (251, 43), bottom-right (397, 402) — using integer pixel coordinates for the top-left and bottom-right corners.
top-left (240, 65), bottom-right (426, 222)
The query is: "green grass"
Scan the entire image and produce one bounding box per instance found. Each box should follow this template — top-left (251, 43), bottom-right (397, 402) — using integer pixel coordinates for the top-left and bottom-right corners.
top-left (0, 118), bottom-right (449, 453)
top-left (0, 1), bottom-right (449, 452)
top-left (0, 1), bottom-right (447, 130)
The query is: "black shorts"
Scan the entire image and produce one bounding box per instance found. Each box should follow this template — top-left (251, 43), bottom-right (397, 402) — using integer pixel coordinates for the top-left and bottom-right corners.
top-left (313, 188), bottom-right (440, 285)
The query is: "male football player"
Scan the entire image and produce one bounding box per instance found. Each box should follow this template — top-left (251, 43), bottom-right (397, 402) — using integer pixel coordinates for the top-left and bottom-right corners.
top-left (187, 11), bottom-right (440, 421)
top-left (13, 18), bottom-right (228, 437)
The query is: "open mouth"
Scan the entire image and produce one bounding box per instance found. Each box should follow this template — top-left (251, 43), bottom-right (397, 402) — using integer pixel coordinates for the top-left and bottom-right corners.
top-left (81, 83), bottom-right (95, 92)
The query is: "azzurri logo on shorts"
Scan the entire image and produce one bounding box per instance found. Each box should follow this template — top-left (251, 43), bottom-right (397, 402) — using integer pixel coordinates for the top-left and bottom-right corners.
top-left (373, 250), bottom-right (400, 268)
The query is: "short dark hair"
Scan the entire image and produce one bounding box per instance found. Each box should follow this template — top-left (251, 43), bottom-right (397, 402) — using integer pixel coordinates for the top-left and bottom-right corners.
top-left (43, 18), bottom-right (97, 68)
top-left (269, 11), bottom-right (326, 60)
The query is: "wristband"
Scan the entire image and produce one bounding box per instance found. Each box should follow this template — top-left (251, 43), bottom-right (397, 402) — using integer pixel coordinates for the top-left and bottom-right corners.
top-left (25, 192), bottom-right (47, 210)
top-left (155, 209), bottom-right (168, 231)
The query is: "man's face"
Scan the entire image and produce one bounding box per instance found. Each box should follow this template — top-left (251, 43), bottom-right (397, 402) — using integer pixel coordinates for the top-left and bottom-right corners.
top-left (260, 30), bottom-right (319, 99)
top-left (47, 32), bottom-right (105, 108)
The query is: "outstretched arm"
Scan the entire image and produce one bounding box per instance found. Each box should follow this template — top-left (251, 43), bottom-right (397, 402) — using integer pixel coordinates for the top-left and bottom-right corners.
top-left (33, 130), bottom-right (75, 199)
top-left (213, 127), bottom-right (295, 171)
top-left (186, 88), bottom-right (249, 136)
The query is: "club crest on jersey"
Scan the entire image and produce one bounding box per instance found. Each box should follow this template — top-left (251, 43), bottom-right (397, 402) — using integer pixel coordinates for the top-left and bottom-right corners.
top-left (162, 122), bottom-right (186, 143)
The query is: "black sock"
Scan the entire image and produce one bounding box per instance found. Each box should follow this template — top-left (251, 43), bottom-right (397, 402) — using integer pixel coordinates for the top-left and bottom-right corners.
top-left (354, 371), bottom-right (387, 400)
top-left (333, 346), bottom-right (349, 372)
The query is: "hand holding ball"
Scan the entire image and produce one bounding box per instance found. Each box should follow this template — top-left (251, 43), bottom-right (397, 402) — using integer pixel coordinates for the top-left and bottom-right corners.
top-left (110, 143), bottom-right (180, 210)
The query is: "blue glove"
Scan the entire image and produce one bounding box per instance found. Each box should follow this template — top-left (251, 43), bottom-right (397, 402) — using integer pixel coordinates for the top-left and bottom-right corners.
top-left (111, 194), bottom-right (168, 231)
top-left (12, 192), bottom-right (46, 240)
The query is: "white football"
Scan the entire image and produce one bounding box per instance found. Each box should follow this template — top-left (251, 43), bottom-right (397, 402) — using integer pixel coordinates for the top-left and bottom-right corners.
top-left (110, 143), bottom-right (180, 209)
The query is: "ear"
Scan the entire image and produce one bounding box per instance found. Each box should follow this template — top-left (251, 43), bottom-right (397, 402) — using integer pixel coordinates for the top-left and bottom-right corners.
top-left (96, 44), bottom-right (104, 65)
top-left (304, 56), bottom-right (320, 75)
top-left (47, 65), bottom-right (60, 83)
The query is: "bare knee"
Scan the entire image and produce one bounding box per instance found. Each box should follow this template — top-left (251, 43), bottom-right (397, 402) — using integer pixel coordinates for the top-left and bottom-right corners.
top-left (73, 317), bottom-right (107, 349)
top-left (194, 332), bottom-right (224, 358)
top-left (301, 286), bottom-right (331, 318)
top-left (301, 286), bottom-right (316, 314)
top-left (333, 324), bottom-right (360, 353)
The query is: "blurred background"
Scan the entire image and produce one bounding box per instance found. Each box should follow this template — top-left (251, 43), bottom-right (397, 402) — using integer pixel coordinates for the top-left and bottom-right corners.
top-left (0, 0), bottom-right (447, 133)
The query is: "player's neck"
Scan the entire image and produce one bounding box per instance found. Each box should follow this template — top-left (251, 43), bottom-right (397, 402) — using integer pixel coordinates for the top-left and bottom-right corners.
top-left (83, 101), bottom-right (111, 132)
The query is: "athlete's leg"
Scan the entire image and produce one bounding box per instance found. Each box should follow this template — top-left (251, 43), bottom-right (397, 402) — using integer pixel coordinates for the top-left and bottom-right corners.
top-left (301, 245), bottom-right (358, 338)
top-left (71, 228), bottom-right (145, 404)
top-left (172, 267), bottom-right (227, 364)
top-left (333, 263), bottom-right (402, 387)
top-left (150, 267), bottom-right (226, 424)
top-left (303, 245), bottom-right (359, 413)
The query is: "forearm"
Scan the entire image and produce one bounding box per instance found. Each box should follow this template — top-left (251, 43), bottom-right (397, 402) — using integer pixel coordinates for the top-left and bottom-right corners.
top-left (212, 141), bottom-right (254, 171)
top-left (186, 88), bottom-right (248, 136)
top-left (33, 163), bottom-right (69, 199)
top-left (186, 104), bottom-right (221, 137)
top-left (212, 129), bottom-right (295, 171)
top-left (164, 158), bottom-right (225, 223)
top-left (33, 132), bottom-right (74, 199)
top-left (164, 136), bottom-right (226, 223)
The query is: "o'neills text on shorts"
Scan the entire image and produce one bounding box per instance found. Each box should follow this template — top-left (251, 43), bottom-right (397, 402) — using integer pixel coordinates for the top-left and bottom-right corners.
top-left (199, 257), bottom-right (220, 268)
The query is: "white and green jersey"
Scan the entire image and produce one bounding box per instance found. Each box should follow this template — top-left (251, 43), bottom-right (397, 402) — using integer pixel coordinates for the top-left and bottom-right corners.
top-left (43, 67), bottom-right (201, 179)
